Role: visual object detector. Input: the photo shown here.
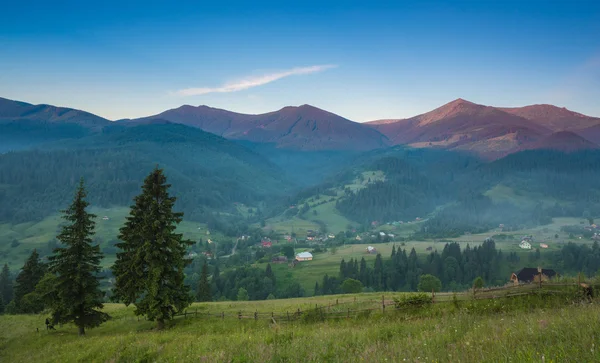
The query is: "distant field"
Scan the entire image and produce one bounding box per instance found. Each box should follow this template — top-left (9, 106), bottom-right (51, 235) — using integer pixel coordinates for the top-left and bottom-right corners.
top-left (266, 170), bottom-right (385, 236)
top-left (0, 207), bottom-right (219, 269)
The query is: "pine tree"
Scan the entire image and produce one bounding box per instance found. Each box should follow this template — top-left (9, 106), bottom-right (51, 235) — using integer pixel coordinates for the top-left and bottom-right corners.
top-left (112, 167), bottom-right (193, 330)
top-left (14, 249), bottom-right (46, 311)
top-left (47, 179), bottom-right (108, 335)
top-left (0, 264), bottom-right (13, 305)
top-left (197, 262), bottom-right (212, 302)
top-left (265, 263), bottom-right (276, 285)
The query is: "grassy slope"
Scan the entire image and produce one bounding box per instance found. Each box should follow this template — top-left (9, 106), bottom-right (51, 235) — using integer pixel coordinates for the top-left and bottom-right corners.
top-left (267, 171), bottom-right (386, 236)
top-left (1, 295), bottom-right (599, 362)
top-left (0, 207), bottom-right (218, 269)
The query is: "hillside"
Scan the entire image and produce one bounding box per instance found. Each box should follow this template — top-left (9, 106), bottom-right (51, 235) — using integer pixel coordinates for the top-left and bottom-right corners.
top-left (1, 289), bottom-right (599, 362)
top-left (0, 97), bottom-right (111, 152)
top-left (133, 104), bottom-right (389, 151)
top-left (518, 131), bottom-right (599, 152)
top-left (0, 122), bottom-right (292, 224)
top-left (367, 99), bottom-right (600, 159)
top-left (500, 104), bottom-right (600, 131)
top-left (367, 99), bottom-right (549, 158)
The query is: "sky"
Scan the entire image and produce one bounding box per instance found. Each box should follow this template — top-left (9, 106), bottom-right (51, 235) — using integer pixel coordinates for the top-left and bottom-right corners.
top-left (1, 0), bottom-right (599, 121)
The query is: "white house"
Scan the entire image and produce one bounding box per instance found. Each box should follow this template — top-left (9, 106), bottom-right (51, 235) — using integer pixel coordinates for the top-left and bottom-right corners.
top-left (366, 246), bottom-right (377, 254)
top-left (379, 232), bottom-right (386, 237)
top-left (295, 252), bottom-right (313, 261)
top-left (519, 240), bottom-right (532, 250)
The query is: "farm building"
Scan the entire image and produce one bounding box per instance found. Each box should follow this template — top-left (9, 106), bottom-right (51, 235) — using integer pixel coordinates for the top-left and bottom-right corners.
top-left (540, 243), bottom-right (549, 249)
top-left (272, 256), bottom-right (288, 264)
top-left (366, 246), bottom-right (377, 254)
top-left (261, 241), bottom-right (272, 248)
top-left (511, 267), bottom-right (557, 284)
top-left (295, 252), bottom-right (313, 261)
top-left (102, 216), bottom-right (109, 221)
top-left (519, 240), bottom-right (532, 249)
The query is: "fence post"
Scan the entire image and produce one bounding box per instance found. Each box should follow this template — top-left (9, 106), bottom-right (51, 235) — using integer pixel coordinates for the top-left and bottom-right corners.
top-left (221, 312), bottom-right (224, 320)
top-left (432, 289), bottom-right (435, 304)
top-left (272, 312), bottom-right (274, 319)
top-left (287, 311), bottom-right (290, 322)
top-left (184, 311), bottom-right (187, 319)
top-left (382, 295), bottom-right (385, 313)
top-left (297, 308), bottom-right (301, 319)
top-left (238, 312), bottom-right (241, 320)
top-left (254, 311), bottom-right (258, 320)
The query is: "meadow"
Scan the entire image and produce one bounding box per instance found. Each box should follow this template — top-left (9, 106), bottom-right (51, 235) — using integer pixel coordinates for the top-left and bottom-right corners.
top-left (0, 207), bottom-right (216, 269)
top-left (1, 287), bottom-right (599, 362)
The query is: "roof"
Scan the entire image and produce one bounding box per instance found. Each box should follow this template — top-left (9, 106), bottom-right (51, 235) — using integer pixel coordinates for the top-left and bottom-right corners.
top-left (296, 252), bottom-right (313, 258)
top-left (516, 268), bottom-right (557, 282)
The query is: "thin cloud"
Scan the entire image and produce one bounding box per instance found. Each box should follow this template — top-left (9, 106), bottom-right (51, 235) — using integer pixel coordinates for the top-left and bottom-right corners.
top-left (175, 64), bottom-right (337, 96)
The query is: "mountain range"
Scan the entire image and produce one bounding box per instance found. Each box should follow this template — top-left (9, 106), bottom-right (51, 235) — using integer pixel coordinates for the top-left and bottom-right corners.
top-left (2, 96), bottom-right (599, 158)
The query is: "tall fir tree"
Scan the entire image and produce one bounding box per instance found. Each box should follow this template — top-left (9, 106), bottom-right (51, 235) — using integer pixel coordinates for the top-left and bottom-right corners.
top-left (197, 262), bottom-right (212, 302)
top-left (13, 249), bottom-right (46, 311)
top-left (112, 167), bottom-right (193, 330)
top-left (0, 264), bottom-right (13, 306)
top-left (265, 263), bottom-right (276, 285)
top-left (48, 179), bottom-right (108, 335)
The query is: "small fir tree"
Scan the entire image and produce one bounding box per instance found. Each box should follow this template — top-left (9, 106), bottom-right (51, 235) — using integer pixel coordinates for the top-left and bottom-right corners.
top-left (14, 249), bottom-right (46, 312)
top-left (112, 167), bottom-right (193, 330)
top-left (0, 264), bottom-right (13, 306)
top-left (197, 262), bottom-right (212, 302)
top-left (48, 179), bottom-right (108, 335)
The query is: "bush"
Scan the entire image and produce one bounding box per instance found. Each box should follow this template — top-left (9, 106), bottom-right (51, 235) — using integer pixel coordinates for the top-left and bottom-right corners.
top-left (393, 293), bottom-right (432, 309)
top-left (341, 278), bottom-right (363, 294)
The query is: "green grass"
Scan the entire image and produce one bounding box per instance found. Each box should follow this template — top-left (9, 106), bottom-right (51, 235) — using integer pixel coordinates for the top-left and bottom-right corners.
top-left (267, 171), bottom-right (385, 236)
top-left (0, 207), bottom-right (222, 269)
top-left (1, 291), bottom-right (599, 362)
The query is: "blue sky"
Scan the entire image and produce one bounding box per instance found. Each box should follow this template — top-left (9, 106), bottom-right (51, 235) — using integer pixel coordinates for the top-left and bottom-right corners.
top-left (1, 0), bottom-right (599, 121)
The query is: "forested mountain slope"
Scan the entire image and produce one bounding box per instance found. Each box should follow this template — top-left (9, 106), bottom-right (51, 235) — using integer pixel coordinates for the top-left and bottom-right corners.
top-left (0, 123), bottom-right (292, 223)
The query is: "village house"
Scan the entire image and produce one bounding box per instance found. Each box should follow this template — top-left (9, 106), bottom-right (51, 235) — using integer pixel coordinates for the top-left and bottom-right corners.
top-left (540, 243), bottom-right (549, 249)
top-left (295, 251), bottom-right (313, 261)
top-left (102, 216), bottom-right (109, 221)
top-left (379, 232), bottom-right (386, 237)
top-left (366, 246), bottom-right (377, 254)
top-left (510, 267), bottom-right (557, 285)
top-left (519, 240), bottom-right (532, 249)
top-left (187, 252), bottom-right (198, 258)
top-left (261, 241), bottom-right (272, 248)
top-left (272, 256), bottom-right (288, 264)
top-left (355, 235), bottom-right (362, 241)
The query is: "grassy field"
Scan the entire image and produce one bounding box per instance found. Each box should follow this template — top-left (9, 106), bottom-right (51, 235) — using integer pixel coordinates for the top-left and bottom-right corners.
top-left (0, 207), bottom-right (220, 269)
top-left (266, 171), bottom-right (386, 236)
top-left (1, 289), bottom-right (599, 362)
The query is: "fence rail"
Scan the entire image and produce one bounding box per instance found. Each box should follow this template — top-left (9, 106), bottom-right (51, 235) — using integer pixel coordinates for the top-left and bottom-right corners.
top-left (171, 282), bottom-right (591, 323)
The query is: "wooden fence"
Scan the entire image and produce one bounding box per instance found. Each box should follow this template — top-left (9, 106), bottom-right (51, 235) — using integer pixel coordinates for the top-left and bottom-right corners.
top-left (172, 282), bottom-right (591, 324)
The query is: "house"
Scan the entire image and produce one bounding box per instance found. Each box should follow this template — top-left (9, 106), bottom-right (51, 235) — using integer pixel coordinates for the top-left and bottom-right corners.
top-left (355, 235), bottom-right (362, 241)
top-left (366, 246), bottom-right (377, 254)
top-left (261, 241), bottom-right (272, 248)
top-left (202, 251), bottom-right (213, 258)
top-left (295, 252), bottom-right (313, 261)
top-left (519, 240), bottom-right (532, 249)
top-left (328, 234), bottom-right (335, 239)
top-left (415, 217), bottom-right (422, 221)
top-left (272, 256), bottom-right (288, 264)
top-left (379, 232), bottom-right (386, 237)
top-left (207, 239), bottom-right (213, 244)
top-left (102, 216), bottom-right (109, 221)
top-left (187, 252), bottom-right (198, 258)
top-left (593, 233), bottom-right (600, 241)
top-left (371, 221), bottom-right (379, 227)
top-left (426, 246), bottom-right (433, 251)
top-left (540, 243), bottom-right (549, 249)
top-left (512, 267), bottom-right (557, 284)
